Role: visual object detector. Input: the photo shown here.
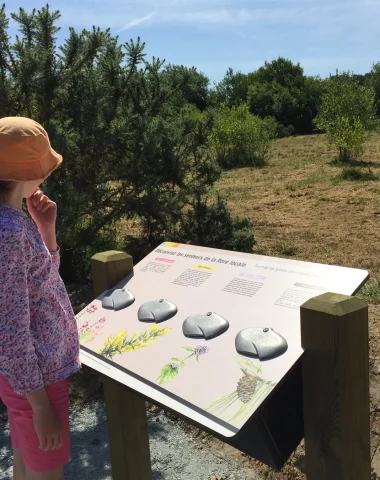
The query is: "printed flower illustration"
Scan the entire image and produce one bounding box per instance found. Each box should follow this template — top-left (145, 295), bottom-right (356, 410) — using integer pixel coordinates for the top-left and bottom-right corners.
top-left (157, 344), bottom-right (210, 385)
top-left (206, 357), bottom-right (276, 427)
top-left (97, 324), bottom-right (171, 359)
top-left (87, 304), bottom-right (98, 314)
top-left (193, 344), bottom-right (210, 358)
top-left (79, 316), bottom-right (107, 344)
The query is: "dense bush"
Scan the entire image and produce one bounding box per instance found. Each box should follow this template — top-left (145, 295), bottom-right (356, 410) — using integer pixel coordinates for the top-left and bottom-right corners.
top-left (208, 104), bottom-right (276, 169)
top-left (247, 59), bottom-right (323, 135)
top-left (214, 59), bottom-right (323, 135)
top-left (0, 5), bottom-right (256, 281)
top-left (315, 71), bottom-right (377, 163)
top-left (276, 124), bottom-right (295, 138)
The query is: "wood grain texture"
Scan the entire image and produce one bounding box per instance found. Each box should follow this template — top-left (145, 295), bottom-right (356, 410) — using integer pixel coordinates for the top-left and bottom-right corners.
top-left (103, 378), bottom-right (152, 480)
top-left (91, 251), bottom-right (152, 480)
top-left (301, 292), bottom-right (370, 480)
top-left (91, 251), bottom-right (133, 297)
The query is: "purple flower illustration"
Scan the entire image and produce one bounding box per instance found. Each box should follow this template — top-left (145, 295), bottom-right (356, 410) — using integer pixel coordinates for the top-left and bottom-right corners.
top-left (193, 344), bottom-right (210, 357)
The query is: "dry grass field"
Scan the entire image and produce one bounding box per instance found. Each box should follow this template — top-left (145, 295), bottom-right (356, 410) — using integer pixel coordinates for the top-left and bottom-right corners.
top-left (208, 133), bottom-right (380, 479)
top-left (219, 133), bottom-right (380, 276)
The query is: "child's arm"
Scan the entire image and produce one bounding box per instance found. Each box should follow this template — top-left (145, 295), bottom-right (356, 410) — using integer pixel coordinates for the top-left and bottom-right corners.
top-left (26, 388), bottom-right (64, 451)
top-left (39, 225), bottom-right (57, 253)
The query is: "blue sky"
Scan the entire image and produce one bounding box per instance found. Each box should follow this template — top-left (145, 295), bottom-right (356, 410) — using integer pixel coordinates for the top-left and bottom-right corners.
top-left (5, 0), bottom-right (380, 82)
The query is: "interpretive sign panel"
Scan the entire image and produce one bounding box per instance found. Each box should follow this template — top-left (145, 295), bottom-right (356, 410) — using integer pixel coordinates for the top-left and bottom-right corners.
top-left (77, 242), bottom-right (368, 437)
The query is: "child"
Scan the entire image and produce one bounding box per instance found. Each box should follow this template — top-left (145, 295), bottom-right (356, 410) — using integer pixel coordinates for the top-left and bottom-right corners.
top-left (0, 117), bottom-right (81, 480)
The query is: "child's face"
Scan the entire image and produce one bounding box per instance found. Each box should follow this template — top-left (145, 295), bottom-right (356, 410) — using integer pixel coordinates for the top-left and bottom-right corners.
top-left (22, 179), bottom-right (44, 199)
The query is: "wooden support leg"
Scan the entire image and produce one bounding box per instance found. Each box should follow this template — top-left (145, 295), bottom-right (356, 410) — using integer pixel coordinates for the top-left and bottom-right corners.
top-left (301, 292), bottom-right (370, 480)
top-left (91, 251), bottom-right (152, 480)
top-left (103, 379), bottom-right (152, 480)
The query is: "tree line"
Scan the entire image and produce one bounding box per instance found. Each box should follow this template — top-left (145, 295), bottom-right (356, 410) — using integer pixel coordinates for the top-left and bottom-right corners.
top-left (165, 59), bottom-right (380, 136)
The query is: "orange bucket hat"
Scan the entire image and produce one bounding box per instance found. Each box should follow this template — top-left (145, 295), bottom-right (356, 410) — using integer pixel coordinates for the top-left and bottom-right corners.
top-left (0, 117), bottom-right (62, 181)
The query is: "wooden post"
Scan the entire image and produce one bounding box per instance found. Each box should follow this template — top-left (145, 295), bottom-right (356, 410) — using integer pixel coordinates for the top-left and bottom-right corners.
top-left (91, 251), bottom-right (152, 480)
top-left (300, 292), bottom-right (370, 480)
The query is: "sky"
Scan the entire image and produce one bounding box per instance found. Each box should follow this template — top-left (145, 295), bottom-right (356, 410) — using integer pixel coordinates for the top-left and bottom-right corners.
top-left (4, 0), bottom-right (380, 82)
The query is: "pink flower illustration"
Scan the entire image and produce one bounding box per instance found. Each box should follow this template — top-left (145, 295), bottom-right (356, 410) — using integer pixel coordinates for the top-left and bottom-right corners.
top-left (99, 317), bottom-right (106, 323)
top-left (87, 305), bottom-right (98, 314)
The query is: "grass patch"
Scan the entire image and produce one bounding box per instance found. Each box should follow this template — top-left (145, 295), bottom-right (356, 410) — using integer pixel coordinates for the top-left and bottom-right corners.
top-left (297, 173), bottom-right (327, 188)
top-left (357, 279), bottom-right (380, 304)
top-left (275, 238), bottom-right (298, 257)
top-left (286, 173), bottom-right (327, 192)
top-left (285, 182), bottom-right (297, 192)
top-left (337, 167), bottom-right (378, 182)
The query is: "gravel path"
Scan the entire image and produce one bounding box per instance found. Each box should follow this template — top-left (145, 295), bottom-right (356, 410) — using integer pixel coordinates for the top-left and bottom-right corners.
top-left (0, 400), bottom-right (265, 480)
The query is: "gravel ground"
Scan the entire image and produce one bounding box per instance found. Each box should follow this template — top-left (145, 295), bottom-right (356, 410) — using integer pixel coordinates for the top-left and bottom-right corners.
top-left (0, 400), bottom-right (265, 480)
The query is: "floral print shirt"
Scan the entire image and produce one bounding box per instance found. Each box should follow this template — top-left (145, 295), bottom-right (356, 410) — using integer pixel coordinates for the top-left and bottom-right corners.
top-left (0, 205), bottom-right (80, 395)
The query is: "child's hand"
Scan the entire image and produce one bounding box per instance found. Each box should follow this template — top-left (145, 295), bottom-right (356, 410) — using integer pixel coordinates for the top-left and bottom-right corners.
top-left (33, 404), bottom-right (64, 450)
top-left (26, 189), bottom-right (57, 231)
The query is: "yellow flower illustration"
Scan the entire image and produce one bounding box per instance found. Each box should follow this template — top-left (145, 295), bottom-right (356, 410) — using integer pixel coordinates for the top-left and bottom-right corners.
top-left (158, 327), bottom-right (171, 336)
top-left (98, 324), bottom-right (171, 359)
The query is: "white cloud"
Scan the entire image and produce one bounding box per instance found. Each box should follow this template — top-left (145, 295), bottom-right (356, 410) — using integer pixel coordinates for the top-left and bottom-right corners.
top-left (117, 12), bottom-right (156, 32)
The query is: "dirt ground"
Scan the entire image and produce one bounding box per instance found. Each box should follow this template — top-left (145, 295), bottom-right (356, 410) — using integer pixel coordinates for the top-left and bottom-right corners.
top-left (61, 133), bottom-right (380, 478)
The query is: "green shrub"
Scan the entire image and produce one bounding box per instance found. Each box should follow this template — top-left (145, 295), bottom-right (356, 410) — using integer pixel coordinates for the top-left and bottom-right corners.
top-left (208, 104), bottom-right (276, 169)
top-left (335, 116), bottom-right (366, 163)
top-left (315, 71), bottom-right (376, 163)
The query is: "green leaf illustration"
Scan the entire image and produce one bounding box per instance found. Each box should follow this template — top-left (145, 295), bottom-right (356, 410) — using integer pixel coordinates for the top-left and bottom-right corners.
top-left (157, 365), bottom-right (179, 385)
top-left (171, 357), bottom-right (185, 368)
top-left (79, 331), bottom-right (92, 344)
top-left (182, 346), bottom-right (193, 352)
